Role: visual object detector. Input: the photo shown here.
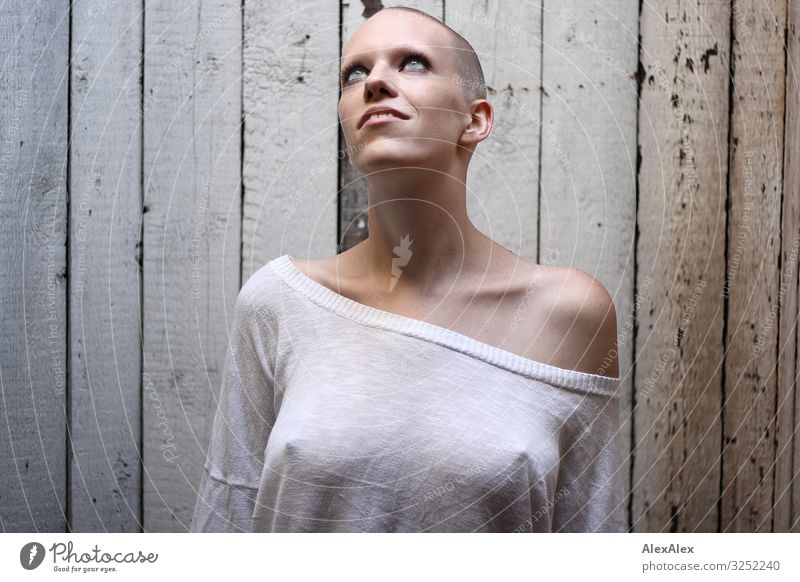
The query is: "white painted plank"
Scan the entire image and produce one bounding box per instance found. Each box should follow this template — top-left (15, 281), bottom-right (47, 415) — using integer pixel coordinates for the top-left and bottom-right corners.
top-left (68, 0), bottom-right (143, 532)
top-left (243, 2), bottom-right (340, 274)
top-left (143, 0), bottom-right (243, 532)
top-left (445, 0), bottom-right (540, 261)
top-left (541, 1), bottom-right (638, 529)
top-left (0, 0), bottom-right (69, 531)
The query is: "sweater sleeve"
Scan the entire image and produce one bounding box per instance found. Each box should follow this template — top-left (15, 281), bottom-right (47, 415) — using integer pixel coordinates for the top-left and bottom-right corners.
top-left (551, 390), bottom-right (627, 532)
top-left (190, 282), bottom-right (276, 532)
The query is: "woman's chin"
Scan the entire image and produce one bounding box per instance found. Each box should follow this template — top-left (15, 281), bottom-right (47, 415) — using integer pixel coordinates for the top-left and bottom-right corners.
top-left (352, 149), bottom-right (434, 174)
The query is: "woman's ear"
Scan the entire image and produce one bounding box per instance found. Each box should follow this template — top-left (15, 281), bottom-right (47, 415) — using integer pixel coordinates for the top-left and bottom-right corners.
top-left (459, 99), bottom-right (493, 147)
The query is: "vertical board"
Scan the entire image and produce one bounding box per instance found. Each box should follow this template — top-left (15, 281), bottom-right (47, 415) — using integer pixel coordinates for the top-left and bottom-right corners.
top-left (541, 0), bottom-right (638, 530)
top-left (69, 0), bottom-right (143, 532)
top-left (635, 0), bottom-right (729, 532)
top-left (0, 1), bottom-right (69, 532)
top-left (722, 0), bottom-right (786, 532)
top-left (447, 0), bottom-right (541, 261)
top-left (242, 2), bottom-right (340, 274)
top-left (339, 1), bottom-right (444, 251)
top-left (143, 0), bottom-right (243, 531)
top-left (781, 0), bottom-right (800, 534)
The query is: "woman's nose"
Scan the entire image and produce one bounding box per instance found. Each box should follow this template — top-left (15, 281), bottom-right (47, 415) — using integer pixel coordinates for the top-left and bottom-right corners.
top-left (363, 64), bottom-right (397, 98)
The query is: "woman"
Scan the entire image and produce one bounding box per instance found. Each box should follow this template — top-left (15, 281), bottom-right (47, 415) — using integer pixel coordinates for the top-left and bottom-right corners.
top-left (191, 6), bottom-right (624, 533)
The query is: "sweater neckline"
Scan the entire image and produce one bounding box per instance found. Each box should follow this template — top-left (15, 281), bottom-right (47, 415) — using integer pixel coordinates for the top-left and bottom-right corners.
top-left (267, 254), bottom-right (620, 397)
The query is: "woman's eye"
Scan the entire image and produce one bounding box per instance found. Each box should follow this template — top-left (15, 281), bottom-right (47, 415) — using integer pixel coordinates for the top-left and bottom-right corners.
top-left (344, 67), bottom-right (366, 83)
top-left (342, 55), bottom-right (428, 84)
top-left (402, 55), bottom-right (428, 70)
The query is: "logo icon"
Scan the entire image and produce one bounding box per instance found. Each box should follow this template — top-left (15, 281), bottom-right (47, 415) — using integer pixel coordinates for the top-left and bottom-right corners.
top-left (20, 542), bottom-right (46, 570)
top-left (390, 234), bottom-right (413, 292)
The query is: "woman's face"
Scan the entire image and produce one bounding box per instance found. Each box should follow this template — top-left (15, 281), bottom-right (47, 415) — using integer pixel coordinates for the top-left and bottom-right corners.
top-left (338, 12), bottom-right (473, 176)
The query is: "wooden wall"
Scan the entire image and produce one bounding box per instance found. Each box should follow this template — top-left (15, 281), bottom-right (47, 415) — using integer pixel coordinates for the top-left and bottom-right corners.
top-left (1, 0), bottom-right (798, 533)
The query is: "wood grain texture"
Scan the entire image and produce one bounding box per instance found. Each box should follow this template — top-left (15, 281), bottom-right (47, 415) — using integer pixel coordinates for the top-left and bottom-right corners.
top-left (242, 2), bottom-right (340, 274)
top-left (339, 1), bottom-right (444, 251)
top-left (68, 0), bottom-right (142, 532)
top-left (143, 0), bottom-right (242, 532)
top-left (722, 0), bottom-right (787, 533)
top-left (0, 0), bottom-right (69, 532)
top-left (2, 0), bottom-right (797, 534)
top-left (779, 0), bottom-right (800, 534)
top-left (447, 0), bottom-right (541, 261)
top-left (635, 0), bottom-right (728, 532)
top-left (541, 0), bottom-right (638, 531)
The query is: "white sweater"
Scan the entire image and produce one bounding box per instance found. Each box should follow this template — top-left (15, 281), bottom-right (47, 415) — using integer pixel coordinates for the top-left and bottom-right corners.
top-left (190, 254), bottom-right (626, 532)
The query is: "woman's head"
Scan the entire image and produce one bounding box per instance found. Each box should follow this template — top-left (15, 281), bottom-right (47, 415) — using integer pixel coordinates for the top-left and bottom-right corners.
top-left (338, 7), bottom-right (492, 178)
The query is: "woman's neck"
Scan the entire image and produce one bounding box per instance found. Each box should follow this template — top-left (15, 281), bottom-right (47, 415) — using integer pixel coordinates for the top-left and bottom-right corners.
top-left (358, 169), bottom-right (502, 295)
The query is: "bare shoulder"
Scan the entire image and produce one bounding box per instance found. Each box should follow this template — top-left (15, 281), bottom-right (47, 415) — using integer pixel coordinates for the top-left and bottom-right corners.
top-left (534, 266), bottom-right (619, 378)
top-left (288, 252), bottom-right (360, 293)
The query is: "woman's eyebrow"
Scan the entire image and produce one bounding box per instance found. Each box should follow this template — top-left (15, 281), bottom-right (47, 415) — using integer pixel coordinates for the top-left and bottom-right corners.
top-left (339, 44), bottom-right (434, 75)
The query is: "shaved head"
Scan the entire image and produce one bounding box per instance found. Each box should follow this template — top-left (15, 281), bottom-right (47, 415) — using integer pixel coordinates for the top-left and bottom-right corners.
top-left (367, 6), bottom-right (487, 104)
top-left (338, 4), bottom-right (494, 172)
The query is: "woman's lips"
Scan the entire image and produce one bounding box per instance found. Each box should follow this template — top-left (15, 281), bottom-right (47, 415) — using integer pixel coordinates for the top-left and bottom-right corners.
top-left (362, 113), bottom-right (406, 127)
top-left (358, 106), bottom-right (410, 128)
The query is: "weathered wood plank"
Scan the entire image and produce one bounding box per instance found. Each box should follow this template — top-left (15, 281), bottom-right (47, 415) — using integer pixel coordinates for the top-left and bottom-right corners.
top-left (446, 0), bottom-right (541, 261)
top-left (339, 1), bottom-right (444, 251)
top-left (0, 1), bottom-right (69, 532)
top-left (541, 1), bottom-right (638, 531)
top-left (243, 3), bottom-right (340, 273)
top-left (143, 0), bottom-right (243, 532)
top-left (68, 0), bottom-right (143, 532)
top-left (722, 0), bottom-right (786, 533)
top-left (778, 0), bottom-right (800, 533)
top-left (635, 0), bottom-right (728, 532)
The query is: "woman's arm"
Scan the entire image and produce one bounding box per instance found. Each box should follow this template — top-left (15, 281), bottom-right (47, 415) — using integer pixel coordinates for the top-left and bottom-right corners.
top-left (190, 283), bottom-right (276, 532)
top-left (551, 392), bottom-right (627, 532)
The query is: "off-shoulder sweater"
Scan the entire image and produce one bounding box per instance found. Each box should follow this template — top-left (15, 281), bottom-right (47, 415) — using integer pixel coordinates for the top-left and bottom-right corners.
top-left (190, 254), bottom-right (626, 533)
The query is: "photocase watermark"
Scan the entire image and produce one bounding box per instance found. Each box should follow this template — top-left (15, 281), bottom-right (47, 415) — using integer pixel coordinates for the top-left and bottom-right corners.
top-left (540, 245), bottom-right (561, 266)
top-left (731, 3), bottom-right (754, 42)
top-left (191, 176), bottom-right (212, 300)
top-left (422, 460), bottom-right (514, 503)
top-left (497, 85), bottom-right (570, 173)
top-left (512, 486), bottom-right (570, 532)
top-left (46, 243), bottom-right (65, 396)
top-left (510, 269), bottom-right (546, 333)
top-left (596, 275), bottom-right (654, 376)
top-left (20, 539), bottom-right (158, 573)
top-left (560, 10), bottom-right (630, 79)
top-left (724, 150), bottom-right (754, 298)
top-left (19, 542), bottom-right (46, 570)
top-left (751, 230), bottom-right (800, 360)
top-left (454, 67), bottom-right (571, 177)
top-left (509, 247), bottom-right (559, 334)
top-left (675, 278), bottom-right (707, 347)
top-left (640, 349), bottom-right (675, 402)
top-left (142, 4), bottom-right (239, 117)
top-left (422, 463), bottom-right (481, 503)
top-left (143, 372), bottom-right (180, 463)
top-left (49, 540), bottom-right (158, 572)
top-left (389, 234), bottom-right (413, 292)
top-left (639, 276), bottom-right (706, 400)
top-left (73, 181), bottom-right (92, 298)
top-left (508, 247), bottom-right (559, 335)
top-left (452, 73), bottom-right (488, 96)
top-left (283, 142), bottom-right (368, 223)
top-left (448, 10), bottom-right (531, 43)
top-left (86, 0), bottom-right (125, 21)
